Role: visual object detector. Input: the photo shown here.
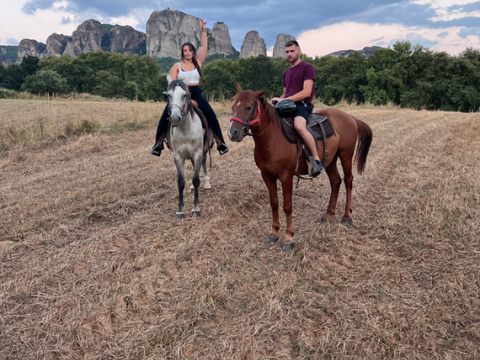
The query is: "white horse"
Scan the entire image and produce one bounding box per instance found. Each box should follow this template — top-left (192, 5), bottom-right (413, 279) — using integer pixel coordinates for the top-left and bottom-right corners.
top-left (165, 75), bottom-right (214, 219)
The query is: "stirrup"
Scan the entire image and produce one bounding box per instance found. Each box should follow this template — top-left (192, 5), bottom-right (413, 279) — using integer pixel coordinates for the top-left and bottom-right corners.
top-left (151, 143), bottom-right (164, 156)
top-left (309, 157), bottom-right (325, 177)
top-left (217, 142), bottom-right (229, 155)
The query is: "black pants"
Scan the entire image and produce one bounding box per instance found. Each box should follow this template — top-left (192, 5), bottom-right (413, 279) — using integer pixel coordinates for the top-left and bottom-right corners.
top-left (155, 85), bottom-right (225, 144)
top-left (293, 101), bottom-right (313, 123)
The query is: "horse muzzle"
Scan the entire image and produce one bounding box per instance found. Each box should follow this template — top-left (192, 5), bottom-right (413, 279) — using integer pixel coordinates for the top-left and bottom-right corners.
top-left (228, 122), bottom-right (245, 142)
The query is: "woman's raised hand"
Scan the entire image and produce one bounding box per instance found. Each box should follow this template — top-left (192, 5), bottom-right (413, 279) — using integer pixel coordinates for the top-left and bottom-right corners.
top-left (199, 18), bottom-right (207, 32)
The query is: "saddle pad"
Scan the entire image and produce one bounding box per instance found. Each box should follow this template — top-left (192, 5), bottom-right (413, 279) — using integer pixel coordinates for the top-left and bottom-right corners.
top-left (280, 113), bottom-right (335, 144)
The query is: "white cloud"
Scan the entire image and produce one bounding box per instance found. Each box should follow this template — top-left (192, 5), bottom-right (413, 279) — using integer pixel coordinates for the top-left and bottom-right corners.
top-left (0, 0), bottom-right (144, 45)
top-left (108, 15), bottom-right (140, 27)
top-left (297, 21), bottom-right (480, 57)
top-left (411, 0), bottom-right (479, 7)
top-left (0, 0), bottom-right (78, 44)
top-left (410, 0), bottom-right (480, 21)
top-left (267, 46), bottom-right (273, 57)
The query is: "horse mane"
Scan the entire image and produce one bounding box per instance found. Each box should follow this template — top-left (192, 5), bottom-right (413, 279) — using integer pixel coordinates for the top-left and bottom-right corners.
top-left (261, 98), bottom-right (281, 124)
top-left (233, 90), bottom-right (281, 125)
top-left (167, 79), bottom-right (189, 92)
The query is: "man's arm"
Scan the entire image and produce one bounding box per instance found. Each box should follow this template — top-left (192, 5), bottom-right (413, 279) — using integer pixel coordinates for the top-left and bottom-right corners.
top-left (284, 79), bottom-right (314, 102)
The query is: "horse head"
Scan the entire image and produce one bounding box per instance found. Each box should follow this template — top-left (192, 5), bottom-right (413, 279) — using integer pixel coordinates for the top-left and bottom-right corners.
top-left (165, 74), bottom-right (192, 127)
top-left (228, 83), bottom-right (266, 142)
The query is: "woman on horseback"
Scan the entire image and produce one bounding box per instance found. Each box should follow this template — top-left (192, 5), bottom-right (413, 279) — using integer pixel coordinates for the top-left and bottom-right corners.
top-left (151, 18), bottom-right (229, 157)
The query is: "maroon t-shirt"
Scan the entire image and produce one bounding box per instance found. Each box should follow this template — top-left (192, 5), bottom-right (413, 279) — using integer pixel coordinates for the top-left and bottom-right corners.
top-left (282, 61), bottom-right (316, 106)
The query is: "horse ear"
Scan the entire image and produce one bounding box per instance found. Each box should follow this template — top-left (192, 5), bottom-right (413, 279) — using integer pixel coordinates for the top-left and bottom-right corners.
top-left (182, 76), bottom-right (191, 86)
top-left (236, 83), bottom-right (242, 93)
top-left (251, 91), bottom-right (266, 99)
top-left (166, 74), bottom-right (172, 85)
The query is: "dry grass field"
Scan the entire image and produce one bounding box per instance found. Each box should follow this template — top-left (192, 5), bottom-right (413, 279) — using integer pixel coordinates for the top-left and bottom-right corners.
top-left (0, 97), bottom-right (479, 359)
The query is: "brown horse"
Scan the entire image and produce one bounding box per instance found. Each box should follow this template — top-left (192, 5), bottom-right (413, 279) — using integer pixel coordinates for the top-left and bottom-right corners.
top-left (228, 84), bottom-right (373, 251)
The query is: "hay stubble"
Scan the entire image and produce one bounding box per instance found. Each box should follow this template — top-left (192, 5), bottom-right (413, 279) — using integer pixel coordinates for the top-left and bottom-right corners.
top-left (0, 99), bottom-right (479, 359)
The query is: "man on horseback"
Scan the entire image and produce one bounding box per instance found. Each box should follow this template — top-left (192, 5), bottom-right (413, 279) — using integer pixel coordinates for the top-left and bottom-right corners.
top-left (271, 40), bottom-right (324, 177)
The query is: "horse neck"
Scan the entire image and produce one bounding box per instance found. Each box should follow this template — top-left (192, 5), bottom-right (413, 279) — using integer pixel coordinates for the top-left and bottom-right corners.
top-left (251, 102), bottom-right (284, 155)
top-left (174, 107), bottom-right (201, 137)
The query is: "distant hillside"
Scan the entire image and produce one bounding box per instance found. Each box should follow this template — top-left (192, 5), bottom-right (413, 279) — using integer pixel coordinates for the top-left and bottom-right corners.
top-left (326, 46), bottom-right (384, 58)
top-left (0, 45), bottom-right (18, 65)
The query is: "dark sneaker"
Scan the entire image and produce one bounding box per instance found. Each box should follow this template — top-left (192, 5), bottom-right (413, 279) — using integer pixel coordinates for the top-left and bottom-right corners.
top-left (310, 159), bottom-right (325, 177)
top-left (217, 142), bottom-right (229, 155)
top-left (151, 143), bottom-right (164, 157)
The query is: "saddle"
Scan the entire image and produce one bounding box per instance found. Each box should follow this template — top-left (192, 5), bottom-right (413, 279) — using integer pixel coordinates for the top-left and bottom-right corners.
top-left (280, 112), bottom-right (336, 176)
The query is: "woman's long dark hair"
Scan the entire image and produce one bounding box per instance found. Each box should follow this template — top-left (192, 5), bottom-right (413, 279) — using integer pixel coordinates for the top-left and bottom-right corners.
top-left (180, 42), bottom-right (205, 85)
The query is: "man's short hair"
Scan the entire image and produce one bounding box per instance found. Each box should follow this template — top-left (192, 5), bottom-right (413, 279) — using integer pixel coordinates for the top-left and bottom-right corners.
top-left (285, 40), bottom-right (300, 48)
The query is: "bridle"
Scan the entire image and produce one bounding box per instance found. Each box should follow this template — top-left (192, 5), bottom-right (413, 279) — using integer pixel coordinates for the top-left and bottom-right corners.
top-left (230, 98), bottom-right (272, 137)
top-left (165, 87), bottom-right (191, 123)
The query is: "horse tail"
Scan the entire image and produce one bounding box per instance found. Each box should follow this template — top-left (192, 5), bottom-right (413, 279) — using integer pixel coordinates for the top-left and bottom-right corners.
top-left (354, 118), bottom-right (373, 175)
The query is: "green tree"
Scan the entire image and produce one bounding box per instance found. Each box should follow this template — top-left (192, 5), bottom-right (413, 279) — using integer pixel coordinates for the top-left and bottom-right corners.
top-left (21, 69), bottom-right (69, 94)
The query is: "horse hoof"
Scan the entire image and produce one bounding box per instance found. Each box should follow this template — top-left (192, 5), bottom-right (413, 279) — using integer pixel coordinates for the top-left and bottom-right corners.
top-left (175, 213), bottom-right (184, 220)
top-left (191, 210), bottom-right (201, 218)
top-left (265, 236), bottom-right (278, 244)
top-left (319, 218), bottom-right (327, 224)
top-left (341, 218), bottom-right (352, 227)
top-left (282, 243), bottom-right (294, 251)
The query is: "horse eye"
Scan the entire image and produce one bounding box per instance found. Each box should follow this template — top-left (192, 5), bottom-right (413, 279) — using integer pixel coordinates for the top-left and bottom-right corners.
top-left (246, 107), bottom-right (252, 110)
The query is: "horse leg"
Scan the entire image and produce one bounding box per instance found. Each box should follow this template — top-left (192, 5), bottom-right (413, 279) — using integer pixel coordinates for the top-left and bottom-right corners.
top-left (280, 175), bottom-right (295, 251)
top-left (320, 155), bottom-right (341, 223)
top-left (261, 173), bottom-right (280, 245)
top-left (173, 155), bottom-right (186, 220)
top-left (191, 151), bottom-right (203, 217)
top-left (339, 149), bottom-right (354, 226)
top-left (202, 156), bottom-right (211, 189)
top-left (190, 157), bottom-right (210, 192)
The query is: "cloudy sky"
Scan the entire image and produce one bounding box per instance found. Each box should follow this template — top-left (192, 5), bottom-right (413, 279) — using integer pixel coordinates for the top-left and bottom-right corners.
top-left (2, 0), bottom-right (480, 57)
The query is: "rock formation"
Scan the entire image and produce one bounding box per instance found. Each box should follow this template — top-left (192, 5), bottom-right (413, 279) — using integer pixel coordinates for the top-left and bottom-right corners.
top-left (64, 19), bottom-right (103, 57)
top-left (16, 39), bottom-right (46, 63)
top-left (44, 34), bottom-right (71, 57)
top-left (1, 45), bottom-right (18, 66)
top-left (147, 9), bottom-right (205, 59)
top-left (13, 10), bottom-right (239, 63)
top-left (207, 22), bottom-right (236, 56)
top-left (146, 9), bottom-right (235, 59)
top-left (273, 33), bottom-right (296, 59)
top-left (240, 31), bottom-right (266, 58)
top-left (109, 25), bottom-right (146, 53)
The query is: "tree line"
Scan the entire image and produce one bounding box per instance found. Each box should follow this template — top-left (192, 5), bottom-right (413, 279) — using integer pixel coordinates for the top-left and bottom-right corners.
top-left (1, 41), bottom-right (480, 112)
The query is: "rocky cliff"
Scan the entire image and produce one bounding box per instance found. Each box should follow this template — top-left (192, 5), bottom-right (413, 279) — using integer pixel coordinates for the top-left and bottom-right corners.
top-left (109, 25), bottom-right (146, 53)
top-left (16, 39), bottom-right (46, 63)
top-left (44, 34), bottom-right (71, 57)
top-left (147, 9), bottom-right (205, 59)
top-left (240, 31), bottom-right (266, 58)
top-left (1, 45), bottom-right (18, 66)
top-left (12, 10), bottom-right (250, 63)
top-left (207, 22), bottom-right (236, 56)
top-left (273, 33), bottom-right (296, 59)
top-left (146, 9), bottom-right (235, 59)
top-left (63, 19), bottom-right (103, 57)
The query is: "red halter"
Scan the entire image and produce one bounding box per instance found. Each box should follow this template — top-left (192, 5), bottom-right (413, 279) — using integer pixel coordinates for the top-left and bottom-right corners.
top-left (230, 98), bottom-right (261, 129)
